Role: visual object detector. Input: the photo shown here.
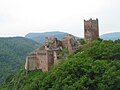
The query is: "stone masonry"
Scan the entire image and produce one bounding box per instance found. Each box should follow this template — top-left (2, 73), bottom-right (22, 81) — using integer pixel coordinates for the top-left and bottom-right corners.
top-left (84, 18), bottom-right (99, 42)
top-left (25, 46), bottom-right (54, 71)
top-left (25, 34), bottom-right (79, 71)
top-left (25, 18), bottom-right (99, 72)
top-left (62, 34), bottom-right (78, 53)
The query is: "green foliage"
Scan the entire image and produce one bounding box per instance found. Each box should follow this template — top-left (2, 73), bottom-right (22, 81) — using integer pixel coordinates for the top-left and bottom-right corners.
top-left (114, 39), bottom-right (120, 44)
top-left (79, 39), bottom-right (86, 45)
top-left (1, 40), bottom-right (120, 90)
top-left (0, 37), bottom-right (39, 84)
top-left (80, 40), bottom-right (120, 60)
top-left (59, 48), bottom-right (69, 59)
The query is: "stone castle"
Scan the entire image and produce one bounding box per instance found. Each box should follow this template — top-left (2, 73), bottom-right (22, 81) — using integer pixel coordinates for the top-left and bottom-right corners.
top-left (25, 34), bottom-right (79, 71)
top-left (25, 18), bottom-right (99, 71)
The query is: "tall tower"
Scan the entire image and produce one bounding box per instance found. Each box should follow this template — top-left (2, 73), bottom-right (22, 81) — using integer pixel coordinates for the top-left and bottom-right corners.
top-left (84, 18), bottom-right (99, 42)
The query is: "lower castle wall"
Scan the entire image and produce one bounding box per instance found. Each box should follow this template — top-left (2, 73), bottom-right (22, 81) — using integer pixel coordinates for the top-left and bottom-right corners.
top-left (25, 56), bottom-right (37, 71)
top-left (25, 35), bottom-right (79, 72)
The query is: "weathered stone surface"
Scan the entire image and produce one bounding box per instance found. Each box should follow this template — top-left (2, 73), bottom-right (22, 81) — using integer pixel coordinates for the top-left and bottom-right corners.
top-left (25, 48), bottom-right (54, 71)
top-left (50, 37), bottom-right (62, 49)
top-left (84, 18), bottom-right (99, 42)
top-left (62, 34), bottom-right (78, 53)
top-left (25, 18), bottom-right (100, 72)
top-left (25, 35), bottom-right (79, 71)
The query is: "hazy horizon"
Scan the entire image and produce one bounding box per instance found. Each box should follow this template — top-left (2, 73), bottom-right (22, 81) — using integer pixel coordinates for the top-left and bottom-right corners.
top-left (0, 0), bottom-right (120, 37)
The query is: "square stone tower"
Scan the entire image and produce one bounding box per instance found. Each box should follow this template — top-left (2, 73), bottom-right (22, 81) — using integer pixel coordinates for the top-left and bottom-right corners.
top-left (84, 18), bottom-right (99, 42)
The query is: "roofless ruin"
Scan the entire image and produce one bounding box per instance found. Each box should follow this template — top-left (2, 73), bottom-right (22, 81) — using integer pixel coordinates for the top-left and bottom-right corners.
top-left (25, 18), bottom-right (99, 71)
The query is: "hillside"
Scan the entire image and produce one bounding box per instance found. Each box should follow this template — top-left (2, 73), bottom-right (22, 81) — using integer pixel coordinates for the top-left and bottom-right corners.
top-left (25, 31), bottom-right (80, 43)
top-left (0, 37), bottom-right (40, 84)
top-left (1, 40), bottom-right (120, 90)
top-left (100, 32), bottom-right (120, 40)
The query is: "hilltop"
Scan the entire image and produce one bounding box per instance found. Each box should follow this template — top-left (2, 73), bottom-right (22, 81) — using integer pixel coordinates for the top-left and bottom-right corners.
top-left (100, 32), bottom-right (120, 40)
top-left (25, 31), bottom-right (80, 43)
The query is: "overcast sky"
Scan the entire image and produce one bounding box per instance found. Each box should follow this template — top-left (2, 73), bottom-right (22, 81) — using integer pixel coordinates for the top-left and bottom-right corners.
top-left (0, 0), bottom-right (120, 37)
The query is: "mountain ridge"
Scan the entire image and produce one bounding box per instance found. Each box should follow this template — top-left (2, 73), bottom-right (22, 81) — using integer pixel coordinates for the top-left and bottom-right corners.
top-left (100, 32), bottom-right (120, 40)
top-left (25, 31), bottom-right (120, 43)
top-left (25, 31), bottom-right (81, 43)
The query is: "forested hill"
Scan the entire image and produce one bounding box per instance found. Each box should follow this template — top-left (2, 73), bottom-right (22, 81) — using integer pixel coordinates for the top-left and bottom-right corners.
top-left (1, 39), bottom-right (120, 90)
top-left (25, 31), bottom-right (80, 43)
top-left (0, 37), bottom-right (40, 84)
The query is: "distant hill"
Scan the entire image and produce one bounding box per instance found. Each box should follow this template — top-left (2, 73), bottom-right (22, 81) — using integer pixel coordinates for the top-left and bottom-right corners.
top-left (0, 37), bottom-right (40, 84)
top-left (100, 32), bottom-right (120, 40)
top-left (25, 31), bottom-right (80, 43)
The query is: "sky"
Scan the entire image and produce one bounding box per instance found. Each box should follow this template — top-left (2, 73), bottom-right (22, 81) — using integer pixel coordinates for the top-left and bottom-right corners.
top-left (0, 0), bottom-right (120, 37)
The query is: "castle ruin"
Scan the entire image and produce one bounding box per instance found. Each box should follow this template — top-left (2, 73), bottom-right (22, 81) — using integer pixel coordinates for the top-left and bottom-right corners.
top-left (25, 34), bottom-right (79, 71)
top-left (84, 18), bottom-right (99, 42)
top-left (25, 18), bottom-right (100, 72)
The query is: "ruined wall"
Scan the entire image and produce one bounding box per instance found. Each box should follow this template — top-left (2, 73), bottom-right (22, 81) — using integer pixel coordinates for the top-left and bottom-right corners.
top-left (25, 54), bottom-right (37, 71)
top-left (50, 37), bottom-right (62, 49)
top-left (25, 18), bottom-right (100, 72)
top-left (84, 18), bottom-right (99, 42)
top-left (25, 35), bottom-right (79, 72)
top-left (47, 50), bottom-right (54, 71)
top-left (36, 51), bottom-right (47, 71)
top-left (35, 50), bottom-right (54, 71)
top-left (25, 47), bottom-right (55, 71)
top-left (45, 37), bottom-right (49, 46)
top-left (62, 34), bottom-right (78, 53)
top-left (53, 50), bottom-right (60, 64)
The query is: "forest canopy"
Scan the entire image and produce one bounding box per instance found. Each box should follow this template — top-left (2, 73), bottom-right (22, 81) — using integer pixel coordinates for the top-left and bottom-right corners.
top-left (0, 37), bottom-right (39, 84)
top-left (0, 39), bottom-right (120, 90)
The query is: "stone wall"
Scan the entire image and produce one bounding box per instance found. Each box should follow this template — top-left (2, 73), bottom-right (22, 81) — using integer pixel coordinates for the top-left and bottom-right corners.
top-left (84, 18), bottom-right (99, 42)
top-left (25, 34), bottom-right (79, 71)
top-left (25, 18), bottom-right (100, 72)
top-left (25, 48), bottom-right (54, 71)
top-left (62, 34), bottom-right (78, 53)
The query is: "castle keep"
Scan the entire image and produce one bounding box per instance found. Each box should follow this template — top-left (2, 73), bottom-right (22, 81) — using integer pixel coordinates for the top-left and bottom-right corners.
top-left (84, 18), bottom-right (99, 42)
top-left (25, 34), bottom-right (79, 71)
